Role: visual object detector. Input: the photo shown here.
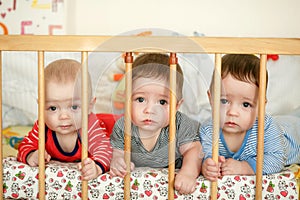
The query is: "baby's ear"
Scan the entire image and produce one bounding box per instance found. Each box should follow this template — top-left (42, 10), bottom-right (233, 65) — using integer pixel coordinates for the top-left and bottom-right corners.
top-left (89, 97), bottom-right (96, 110)
top-left (176, 99), bottom-right (184, 110)
top-left (207, 90), bottom-right (213, 106)
top-left (91, 97), bottom-right (96, 104)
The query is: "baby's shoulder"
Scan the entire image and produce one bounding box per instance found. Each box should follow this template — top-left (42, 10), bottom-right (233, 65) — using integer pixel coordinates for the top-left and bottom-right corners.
top-left (176, 111), bottom-right (199, 123)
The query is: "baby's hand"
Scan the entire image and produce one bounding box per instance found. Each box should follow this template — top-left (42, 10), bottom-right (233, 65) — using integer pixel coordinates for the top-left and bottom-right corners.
top-left (221, 158), bottom-right (254, 175)
top-left (174, 172), bottom-right (197, 195)
top-left (26, 150), bottom-right (51, 167)
top-left (78, 158), bottom-right (101, 181)
top-left (202, 156), bottom-right (224, 181)
top-left (109, 157), bottom-right (134, 178)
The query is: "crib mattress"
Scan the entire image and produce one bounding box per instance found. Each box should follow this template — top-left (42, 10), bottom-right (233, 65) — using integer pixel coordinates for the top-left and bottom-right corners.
top-left (2, 157), bottom-right (299, 200)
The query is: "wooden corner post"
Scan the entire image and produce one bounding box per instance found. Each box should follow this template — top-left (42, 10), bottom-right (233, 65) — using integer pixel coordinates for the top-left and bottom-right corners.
top-left (168, 52), bottom-right (177, 200)
top-left (124, 52), bottom-right (133, 200)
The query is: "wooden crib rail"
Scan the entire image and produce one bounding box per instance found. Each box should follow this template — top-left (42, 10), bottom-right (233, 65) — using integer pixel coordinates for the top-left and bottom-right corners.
top-left (1, 35), bottom-right (300, 54)
top-left (1, 35), bottom-right (300, 200)
top-left (0, 50), bottom-right (2, 200)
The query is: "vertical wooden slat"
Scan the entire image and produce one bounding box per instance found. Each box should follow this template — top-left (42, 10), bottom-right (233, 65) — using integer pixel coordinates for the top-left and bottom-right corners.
top-left (211, 53), bottom-right (222, 200)
top-left (81, 51), bottom-right (89, 200)
top-left (0, 51), bottom-right (3, 199)
top-left (168, 53), bottom-right (177, 200)
top-left (124, 52), bottom-right (133, 200)
top-left (255, 54), bottom-right (267, 200)
top-left (38, 51), bottom-right (46, 200)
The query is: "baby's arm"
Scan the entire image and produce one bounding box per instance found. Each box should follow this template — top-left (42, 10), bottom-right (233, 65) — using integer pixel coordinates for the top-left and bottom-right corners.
top-left (109, 117), bottom-right (134, 178)
top-left (109, 148), bottom-right (134, 178)
top-left (175, 141), bottom-right (202, 195)
top-left (86, 116), bottom-right (113, 174)
top-left (17, 121), bottom-right (45, 164)
top-left (26, 150), bottom-right (51, 167)
top-left (78, 158), bottom-right (102, 180)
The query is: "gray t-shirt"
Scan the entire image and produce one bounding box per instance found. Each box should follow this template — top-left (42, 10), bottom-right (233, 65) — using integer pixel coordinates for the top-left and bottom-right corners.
top-left (110, 111), bottom-right (200, 168)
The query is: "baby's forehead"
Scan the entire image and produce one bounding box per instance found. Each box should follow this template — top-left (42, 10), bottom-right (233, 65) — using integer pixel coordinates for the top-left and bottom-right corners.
top-left (132, 77), bottom-right (169, 88)
top-left (133, 76), bottom-right (168, 84)
top-left (45, 98), bottom-right (81, 105)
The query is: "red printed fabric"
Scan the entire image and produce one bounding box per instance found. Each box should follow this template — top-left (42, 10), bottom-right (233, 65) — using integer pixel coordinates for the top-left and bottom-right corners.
top-left (2, 157), bottom-right (299, 199)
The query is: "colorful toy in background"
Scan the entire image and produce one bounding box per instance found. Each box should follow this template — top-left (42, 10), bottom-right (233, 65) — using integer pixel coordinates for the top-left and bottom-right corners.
top-left (267, 54), bottom-right (279, 61)
top-left (2, 126), bottom-right (30, 150)
top-left (3, 127), bottom-right (23, 150)
top-left (3, 127), bottom-right (17, 145)
top-left (110, 30), bottom-right (153, 110)
top-left (9, 136), bottom-right (23, 149)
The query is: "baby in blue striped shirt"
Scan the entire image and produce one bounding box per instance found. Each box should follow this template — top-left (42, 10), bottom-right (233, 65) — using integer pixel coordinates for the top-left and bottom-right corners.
top-left (200, 54), bottom-right (300, 181)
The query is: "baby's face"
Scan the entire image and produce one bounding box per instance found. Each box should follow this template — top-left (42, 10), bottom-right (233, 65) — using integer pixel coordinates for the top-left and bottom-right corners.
top-left (218, 74), bottom-right (258, 135)
top-left (44, 81), bottom-right (82, 136)
top-left (131, 77), bottom-right (170, 135)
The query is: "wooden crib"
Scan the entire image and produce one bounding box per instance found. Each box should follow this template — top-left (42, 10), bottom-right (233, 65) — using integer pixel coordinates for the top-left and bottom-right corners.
top-left (0, 35), bottom-right (300, 200)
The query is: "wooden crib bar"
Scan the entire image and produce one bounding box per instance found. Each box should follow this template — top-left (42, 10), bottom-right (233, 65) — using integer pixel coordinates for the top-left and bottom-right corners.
top-left (168, 53), bottom-right (178, 200)
top-left (0, 51), bottom-right (3, 199)
top-left (256, 54), bottom-right (268, 200)
top-left (81, 51), bottom-right (89, 200)
top-left (37, 51), bottom-right (46, 200)
top-left (211, 53), bottom-right (222, 199)
top-left (124, 52), bottom-right (133, 200)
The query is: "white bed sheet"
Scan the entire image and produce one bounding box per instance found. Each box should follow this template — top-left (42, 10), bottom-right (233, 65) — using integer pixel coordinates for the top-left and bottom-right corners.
top-left (3, 157), bottom-right (299, 200)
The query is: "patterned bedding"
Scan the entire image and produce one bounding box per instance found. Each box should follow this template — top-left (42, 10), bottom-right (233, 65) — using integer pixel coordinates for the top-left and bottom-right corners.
top-left (3, 157), bottom-right (299, 200)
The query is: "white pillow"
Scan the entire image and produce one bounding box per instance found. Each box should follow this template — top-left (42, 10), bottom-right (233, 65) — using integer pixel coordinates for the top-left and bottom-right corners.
top-left (266, 55), bottom-right (300, 115)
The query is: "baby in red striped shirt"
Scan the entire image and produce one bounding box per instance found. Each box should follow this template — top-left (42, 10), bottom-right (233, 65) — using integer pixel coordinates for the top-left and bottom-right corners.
top-left (17, 59), bottom-right (112, 181)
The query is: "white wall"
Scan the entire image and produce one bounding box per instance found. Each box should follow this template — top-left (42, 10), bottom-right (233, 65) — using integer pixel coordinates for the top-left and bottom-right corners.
top-left (66, 0), bottom-right (300, 37)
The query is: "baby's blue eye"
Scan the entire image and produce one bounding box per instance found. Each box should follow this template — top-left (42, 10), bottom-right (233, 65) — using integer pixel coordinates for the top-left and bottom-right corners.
top-left (136, 97), bottom-right (144, 103)
top-left (71, 105), bottom-right (79, 110)
top-left (220, 99), bottom-right (228, 104)
top-left (159, 100), bottom-right (168, 105)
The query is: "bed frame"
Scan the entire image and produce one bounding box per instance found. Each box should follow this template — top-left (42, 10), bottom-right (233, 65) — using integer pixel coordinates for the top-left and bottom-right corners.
top-left (0, 35), bottom-right (300, 200)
